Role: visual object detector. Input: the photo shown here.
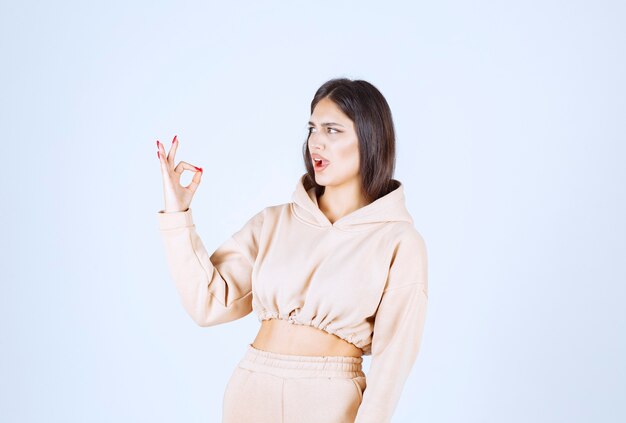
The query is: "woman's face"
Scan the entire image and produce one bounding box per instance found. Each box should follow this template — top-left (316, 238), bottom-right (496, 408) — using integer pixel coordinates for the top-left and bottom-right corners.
top-left (307, 97), bottom-right (360, 188)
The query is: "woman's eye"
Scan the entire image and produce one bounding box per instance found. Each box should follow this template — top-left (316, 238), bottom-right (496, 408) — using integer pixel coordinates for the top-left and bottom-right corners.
top-left (307, 127), bottom-right (339, 134)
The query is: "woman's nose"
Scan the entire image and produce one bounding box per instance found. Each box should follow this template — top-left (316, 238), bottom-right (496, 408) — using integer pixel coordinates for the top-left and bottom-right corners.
top-left (310, 139), bottom-right (324, 150)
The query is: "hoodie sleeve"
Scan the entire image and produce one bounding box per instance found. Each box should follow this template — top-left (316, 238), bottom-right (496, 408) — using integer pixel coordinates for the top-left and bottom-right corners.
top-left (156, 207), bottom-right (265, 327)
top-left (354, 230), bottom-right (429, 423)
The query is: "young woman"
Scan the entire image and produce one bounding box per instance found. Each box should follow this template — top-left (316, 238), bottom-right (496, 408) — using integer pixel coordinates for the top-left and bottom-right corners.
top-left (156, 78), bottom-right (429, 423)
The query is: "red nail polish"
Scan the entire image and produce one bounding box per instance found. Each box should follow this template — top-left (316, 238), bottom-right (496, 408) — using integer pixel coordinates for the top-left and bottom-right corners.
top-left (156, 140), bottom-right (159, 147)
top-left (195, 166), bottom-right (202, 172)
top-left (157, 151), bottom-right (160, 159)
top-left (173, 135), bottom-right (177, 143)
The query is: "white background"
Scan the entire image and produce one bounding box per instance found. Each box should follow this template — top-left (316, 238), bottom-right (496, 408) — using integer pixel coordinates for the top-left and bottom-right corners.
top-left (1, 1), bottom-right (624, 422)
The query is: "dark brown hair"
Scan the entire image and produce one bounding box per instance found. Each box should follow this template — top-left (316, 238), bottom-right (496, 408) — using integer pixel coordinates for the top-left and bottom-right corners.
top-left (301, 77), bottom-right (399, 204)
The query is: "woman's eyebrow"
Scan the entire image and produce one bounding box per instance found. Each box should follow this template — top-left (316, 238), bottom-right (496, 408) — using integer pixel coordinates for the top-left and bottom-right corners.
top-left (307, 121), bottom-right (345, 127)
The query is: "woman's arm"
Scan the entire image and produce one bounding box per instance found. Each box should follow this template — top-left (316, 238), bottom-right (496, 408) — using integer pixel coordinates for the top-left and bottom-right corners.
top-left (157, 207), bottom-right (265, 327)
top-left (354, 230), bottom-right (429, 423)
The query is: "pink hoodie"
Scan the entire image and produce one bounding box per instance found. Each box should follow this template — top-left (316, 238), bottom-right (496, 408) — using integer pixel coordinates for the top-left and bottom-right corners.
top-left (157, 172), bottom-right (429, 423)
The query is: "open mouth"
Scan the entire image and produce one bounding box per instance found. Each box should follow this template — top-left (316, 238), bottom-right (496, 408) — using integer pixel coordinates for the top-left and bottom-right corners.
top-left (313, 158), bottom-right (330, 171)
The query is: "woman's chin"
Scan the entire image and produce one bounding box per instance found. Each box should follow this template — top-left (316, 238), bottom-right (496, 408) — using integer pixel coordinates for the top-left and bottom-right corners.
top-left (313, 173), bottom-right (331, 185)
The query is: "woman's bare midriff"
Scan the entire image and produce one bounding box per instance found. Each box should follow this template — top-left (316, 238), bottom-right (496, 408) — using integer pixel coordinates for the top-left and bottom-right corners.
top-left (251, 318), bottom-right (363, 358)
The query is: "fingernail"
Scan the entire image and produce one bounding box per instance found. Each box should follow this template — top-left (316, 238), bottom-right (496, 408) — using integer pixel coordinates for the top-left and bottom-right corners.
top-left (173, 135), bottom-right (177, 143)
top-left (157, 151), bottom-right (160, 159)
top-left (195, 166), bottom-right (202, 172)
top-left (156, 140), bottom-right (160, 147)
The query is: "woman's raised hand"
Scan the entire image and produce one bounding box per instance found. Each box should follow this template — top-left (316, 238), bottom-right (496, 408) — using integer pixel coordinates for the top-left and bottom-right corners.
top-left (156, 135), bottom-right (203, 213)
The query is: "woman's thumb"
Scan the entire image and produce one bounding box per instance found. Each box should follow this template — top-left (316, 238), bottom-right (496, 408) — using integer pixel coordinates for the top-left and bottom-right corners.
top-left (187, 167), bottom-right (203, 193)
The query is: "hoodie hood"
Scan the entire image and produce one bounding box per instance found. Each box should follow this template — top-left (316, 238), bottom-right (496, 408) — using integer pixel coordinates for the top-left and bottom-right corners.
top-left (290, 173), bottom-right (414, 231)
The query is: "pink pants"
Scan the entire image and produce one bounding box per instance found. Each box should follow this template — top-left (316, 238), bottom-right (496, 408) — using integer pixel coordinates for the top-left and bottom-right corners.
top-left (222, 343), bottom-right (367, 423)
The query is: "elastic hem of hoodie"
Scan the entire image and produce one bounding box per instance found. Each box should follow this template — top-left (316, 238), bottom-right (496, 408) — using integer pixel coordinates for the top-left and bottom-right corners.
top-left (255, 310), bottom-right (372, 356)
